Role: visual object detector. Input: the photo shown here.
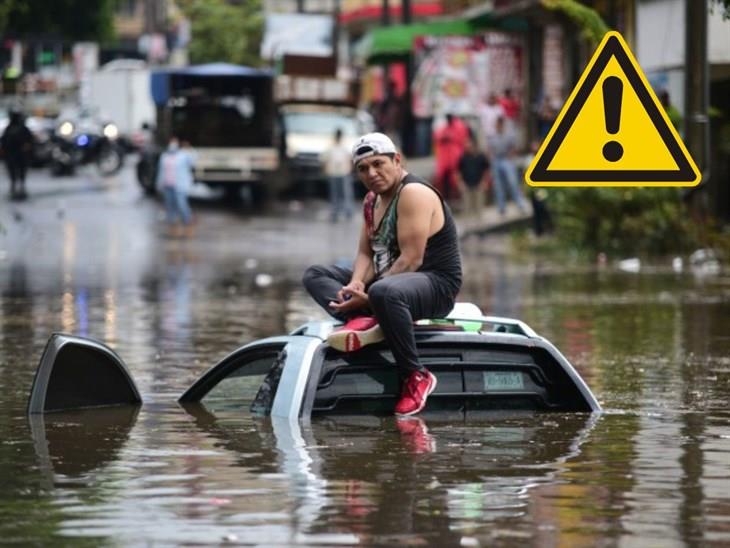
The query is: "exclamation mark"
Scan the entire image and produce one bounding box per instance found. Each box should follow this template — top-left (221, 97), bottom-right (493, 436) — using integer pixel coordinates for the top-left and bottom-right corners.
top-left (602, 76), bottom-right (624, 162)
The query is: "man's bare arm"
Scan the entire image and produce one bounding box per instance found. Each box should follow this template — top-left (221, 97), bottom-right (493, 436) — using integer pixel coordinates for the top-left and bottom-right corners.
top-left (329, 223), bottom-right (374, 313)
top-left (384, 184), bottom-right (435, 276)
top-left (350, 222), bottom-right (375, 287)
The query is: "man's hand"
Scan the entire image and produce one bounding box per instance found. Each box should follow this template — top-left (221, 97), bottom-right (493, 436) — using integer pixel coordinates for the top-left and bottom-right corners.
top-left (329, 281), bottom-right (368, 313)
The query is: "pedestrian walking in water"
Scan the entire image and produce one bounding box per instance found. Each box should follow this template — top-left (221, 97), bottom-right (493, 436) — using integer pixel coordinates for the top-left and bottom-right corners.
top-left (1, 110), bottom-right (34, 200)
top-left (321, 128), bottom-right (354, 222)
top-left (156, 136), bottom-right (196, 238)
top-left (487, 117), bottom-right (527, 216)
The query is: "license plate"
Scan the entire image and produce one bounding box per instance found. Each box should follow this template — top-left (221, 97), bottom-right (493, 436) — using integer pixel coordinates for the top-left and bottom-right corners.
top-left (483, 371), bottom-right (524, 391)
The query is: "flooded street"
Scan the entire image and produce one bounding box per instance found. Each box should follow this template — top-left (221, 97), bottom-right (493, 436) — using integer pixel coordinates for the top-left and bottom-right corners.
top-left (1, 165), bottom-right (729, 546)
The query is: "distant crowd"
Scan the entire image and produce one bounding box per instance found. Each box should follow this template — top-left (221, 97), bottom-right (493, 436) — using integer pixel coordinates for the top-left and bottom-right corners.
top-left (369, 84), bottom-right (557, 230)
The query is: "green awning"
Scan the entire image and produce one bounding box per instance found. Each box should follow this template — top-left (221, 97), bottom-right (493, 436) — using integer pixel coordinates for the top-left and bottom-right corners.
top-left (360, 14), bottom-right (529, 65)
top-left (365, 19), bottom-right (478, 64)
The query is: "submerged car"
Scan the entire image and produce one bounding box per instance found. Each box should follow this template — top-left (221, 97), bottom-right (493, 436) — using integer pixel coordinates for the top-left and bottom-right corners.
top-left (28, 304), bottom-right (601, 418)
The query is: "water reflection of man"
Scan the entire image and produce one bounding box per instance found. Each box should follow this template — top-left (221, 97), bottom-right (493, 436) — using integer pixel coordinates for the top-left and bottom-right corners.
top-left (303, 132), bottom-right (462, 416)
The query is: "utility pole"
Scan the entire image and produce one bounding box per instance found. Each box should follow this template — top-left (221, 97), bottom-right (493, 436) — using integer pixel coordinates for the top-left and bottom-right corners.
top-left (402, 0), bottom-right (412, 24)
top-left (684, 0), bottom-right (710, 217)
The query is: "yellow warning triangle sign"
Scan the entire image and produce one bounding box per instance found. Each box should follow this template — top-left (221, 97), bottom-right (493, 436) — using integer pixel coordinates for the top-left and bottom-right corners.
top-left (526, 31), bottom-right (700, 187)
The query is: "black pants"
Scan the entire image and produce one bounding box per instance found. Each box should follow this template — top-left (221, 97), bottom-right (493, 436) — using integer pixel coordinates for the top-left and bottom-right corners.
top-left (5, 157), bottom-right (27, 196)
top-left (303, 264), bottom-right (455, 373)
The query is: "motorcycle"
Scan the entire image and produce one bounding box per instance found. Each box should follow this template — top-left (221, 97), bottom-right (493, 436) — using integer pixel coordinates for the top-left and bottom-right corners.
top-left (50, 117), bottom-right (124, 177)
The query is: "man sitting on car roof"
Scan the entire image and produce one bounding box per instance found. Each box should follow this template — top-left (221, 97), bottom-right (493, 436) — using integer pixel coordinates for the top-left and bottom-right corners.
top-left (303, 132), bottom-right (463, 416)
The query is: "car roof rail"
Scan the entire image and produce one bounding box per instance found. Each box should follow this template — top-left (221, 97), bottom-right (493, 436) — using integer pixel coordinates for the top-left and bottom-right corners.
top-left (291, 303), bottom-right (538, 339)
top-left (289, 321), bottom-right (332, 339)
top-left (435, 302), bottom-right (538, 337)
top-left (419, 315), bottom-right (538, 338)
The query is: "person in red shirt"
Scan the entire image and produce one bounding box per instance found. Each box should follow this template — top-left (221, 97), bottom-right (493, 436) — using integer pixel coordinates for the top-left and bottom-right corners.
top-left (433, 114), bottom-right (469, 201)
top-left (498, 88), bottom-right (520, 121)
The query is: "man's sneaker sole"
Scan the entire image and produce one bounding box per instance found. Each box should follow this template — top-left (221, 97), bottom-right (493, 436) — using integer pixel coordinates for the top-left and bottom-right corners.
top-left (327, 323), bottom-right (385, 352)
top-left (395, 372), bottom-right (438, 417)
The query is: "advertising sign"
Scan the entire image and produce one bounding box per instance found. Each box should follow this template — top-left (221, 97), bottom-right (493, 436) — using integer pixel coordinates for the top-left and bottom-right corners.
top-left (412, 32), bottom-right (523, 118)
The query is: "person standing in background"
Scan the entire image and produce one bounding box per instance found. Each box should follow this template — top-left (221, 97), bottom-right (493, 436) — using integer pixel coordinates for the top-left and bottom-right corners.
top-left (487, 117), bottom-right (527, 216)
top-left (156, 135), bottom-right (196, 238)
top-left (478, 93), bottom-right (505, 142)
top-left (457, 132), bottom-right (490, 219)
top-left (1, 110), bottom-right (34, 200)
top-left (376, 80), bottom-right (404, 148)
top-left (433, 114), bottom-right (469, 202)
top-left (321, 128), bottom-right (354, 222)
top-left (498, 88), bottom-right (520, 122)
top-left (659, 90), bottom-right (683, 134)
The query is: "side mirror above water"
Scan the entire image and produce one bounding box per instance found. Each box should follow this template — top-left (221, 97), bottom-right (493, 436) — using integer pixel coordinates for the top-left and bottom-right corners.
top-left (28, 333), bottom-right (142, 414)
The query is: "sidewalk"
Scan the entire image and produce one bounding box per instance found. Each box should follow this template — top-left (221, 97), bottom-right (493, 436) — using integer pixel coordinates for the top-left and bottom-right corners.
top-left (405, 155), bottom-right (533, 239)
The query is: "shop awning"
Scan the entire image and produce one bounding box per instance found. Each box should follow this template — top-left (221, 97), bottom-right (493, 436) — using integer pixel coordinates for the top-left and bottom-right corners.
top-left (364, 20), bottom-right (476, 64)
top-left (359, 14), bottom-right (529, 65)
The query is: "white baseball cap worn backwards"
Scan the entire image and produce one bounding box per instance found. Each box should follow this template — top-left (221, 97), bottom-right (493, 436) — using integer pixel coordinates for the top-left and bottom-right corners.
top-left (351, 132), bottom-right (397, 165)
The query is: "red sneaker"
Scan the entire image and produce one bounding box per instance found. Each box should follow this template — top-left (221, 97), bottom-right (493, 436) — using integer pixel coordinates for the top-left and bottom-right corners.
top-left (327, 316), bottom-right (384, 352)
top-left (395, 416), bottom-right (436, 454)
top-left (395, 369), bottom-right (438, 416)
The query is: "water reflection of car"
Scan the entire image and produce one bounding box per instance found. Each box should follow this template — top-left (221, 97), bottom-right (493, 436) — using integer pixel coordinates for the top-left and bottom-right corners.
top-left (281, 104), bottom-right (374, 192)
top-left (183, 406), bottom-right (597, 541)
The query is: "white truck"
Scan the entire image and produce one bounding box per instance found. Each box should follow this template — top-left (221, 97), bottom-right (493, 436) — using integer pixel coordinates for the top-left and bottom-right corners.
top-left (88, 59), bottom-right (155, 137)
top-left (136, 64), bottom-right (281, 200)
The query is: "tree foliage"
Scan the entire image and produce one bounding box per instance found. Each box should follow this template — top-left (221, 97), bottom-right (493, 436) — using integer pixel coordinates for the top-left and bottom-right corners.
top-left (541, 0), bottom-right (610, 46)
top-left (1, 0), bottom-right (115, 42)
top-left (716, 0), bottom-right (730, 18)
top-left (547, 188), bottom-right (698, 256)
top-left (176, 0), bottom-right (264, 67)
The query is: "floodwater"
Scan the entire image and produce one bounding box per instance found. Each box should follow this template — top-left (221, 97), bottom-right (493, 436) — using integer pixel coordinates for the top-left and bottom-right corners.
top-left (1, 169), bottom-right (729, 546)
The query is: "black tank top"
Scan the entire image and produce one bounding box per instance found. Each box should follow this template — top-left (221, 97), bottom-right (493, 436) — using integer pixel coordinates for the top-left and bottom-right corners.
top-left (365, 173), bottom-right (462, 297)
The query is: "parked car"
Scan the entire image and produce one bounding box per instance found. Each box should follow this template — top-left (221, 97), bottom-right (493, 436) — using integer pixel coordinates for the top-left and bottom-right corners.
top-left (28, 304), bottom-right (601, 419)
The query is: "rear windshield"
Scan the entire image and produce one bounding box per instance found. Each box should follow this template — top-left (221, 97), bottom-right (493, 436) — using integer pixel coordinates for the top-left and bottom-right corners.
top-left (283, 111), bottom-right (357, 136)
top-left (308, 343), bottom-right (592, 415)
top-left (170, 95), bottom-right (274, 148)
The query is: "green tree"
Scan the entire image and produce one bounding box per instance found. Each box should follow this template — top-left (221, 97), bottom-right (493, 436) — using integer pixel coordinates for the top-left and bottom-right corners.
top-left (2, 0), bottom-right (114, 42)
top-left (177, 0), bottom-right (264, 67)
top-left (717, 0), bottom-right (730, 18)
top-left (541, 0), bottom-right (609, 46)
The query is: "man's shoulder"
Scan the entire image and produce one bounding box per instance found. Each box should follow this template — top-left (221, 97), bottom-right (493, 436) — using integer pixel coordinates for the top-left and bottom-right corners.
top-left (399, 178), bottom-right (441, 206)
